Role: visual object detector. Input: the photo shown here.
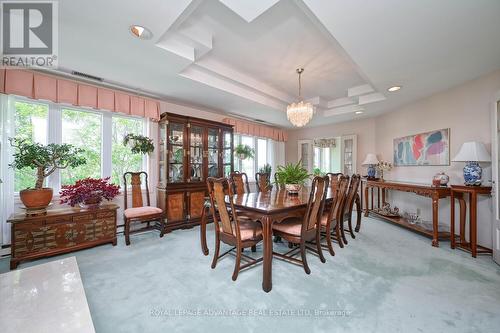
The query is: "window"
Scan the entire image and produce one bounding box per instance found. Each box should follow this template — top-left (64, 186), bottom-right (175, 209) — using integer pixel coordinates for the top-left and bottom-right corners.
top-left (234, 134), bottom-right (269, 180)
top-left (111, 116), bottom-right (144, 186)
top-left (61, 109), bottom-right (102, 185)
top-left (240, 136), bottom-right (255, 177)
top-left (14, 101), bottom-right (48, 191)
top-left (257, 138), bottom-right (267, 170)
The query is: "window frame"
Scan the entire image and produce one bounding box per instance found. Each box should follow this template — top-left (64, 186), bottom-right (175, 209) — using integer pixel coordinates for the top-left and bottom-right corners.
top-left (12, 96), bottom-right (146, 193)
top-left (234, 134), bottom-right (269, 181)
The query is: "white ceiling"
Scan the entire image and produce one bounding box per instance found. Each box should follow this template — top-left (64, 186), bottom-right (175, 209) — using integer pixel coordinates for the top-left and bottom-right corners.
top-left (55, 0), bottom-right (500, 128)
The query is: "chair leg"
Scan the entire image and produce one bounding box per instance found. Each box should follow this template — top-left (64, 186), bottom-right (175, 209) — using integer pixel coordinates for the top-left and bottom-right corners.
top-left (251, 245), bottom-right (257, 252)
top-left (355, 196), bottom-right (362, 233)
top-left (159, 217), bottom-right (165, 238)
top-left (316, 231), bottom-right (326, 263)
top-left (232, 247), bottom-right (242, 281)
top-left (325, 227), bottom-right (336, 256)
top-left (300, 242), bottom-right (311, 275)
top-left (347, 214), bottom-right (356, 239)
top-left (340, 220), bottom-right (348, 245)
top-left (211, 233), bottom-right (220, 269)
top-left (125, 219), bottom-right (131, 246)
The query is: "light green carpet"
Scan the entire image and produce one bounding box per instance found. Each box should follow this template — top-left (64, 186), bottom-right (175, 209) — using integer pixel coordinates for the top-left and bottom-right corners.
top-left (1, 216), bottom-right (500, 333)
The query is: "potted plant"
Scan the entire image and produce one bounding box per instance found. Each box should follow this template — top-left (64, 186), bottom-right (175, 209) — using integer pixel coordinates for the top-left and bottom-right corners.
top-left (274, 161), bottom-right (310, 194)
top-left (123, 134), bottom-right (154, 155)
top-left (313, 167), bottom-right (324, 177)
top-left (234, 144), bottom-right (255, 160)
top-left (9, 138), bottom-right (86, 209)
top-left (258, 163), bottom-right (272, 176)
top-left (59, 177), bottom-right (120, 209)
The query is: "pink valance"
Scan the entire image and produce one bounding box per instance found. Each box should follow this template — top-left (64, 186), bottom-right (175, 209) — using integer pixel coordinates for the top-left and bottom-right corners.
top-left (222, 117), bottom-right (288, 142)
top-left (0, 68), bottom-right (160, 120)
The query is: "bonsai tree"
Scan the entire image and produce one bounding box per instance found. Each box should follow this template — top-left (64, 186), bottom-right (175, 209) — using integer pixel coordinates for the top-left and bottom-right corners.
top-left (9, 138), bottom-right (87, 189)
top-left (123, 134), bottom-right (154, 155)
top-left (235, 144), bottom-right (255, 160)
top-left (274, 161), bottom-right (310, 186)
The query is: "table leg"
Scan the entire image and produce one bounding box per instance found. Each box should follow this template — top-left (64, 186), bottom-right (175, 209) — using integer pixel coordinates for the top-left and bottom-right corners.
top-left (382, 188), bottom-right (386, 206)
top-left (377, 188), bottom-right (380, 208)
top-left (470, 192), bottom-right (478, 258)
top-left (458, 195), bottom-right (466, 244)
top-left (364, 185), bottom-right (369, 217)
top-left (450, 191), bottom-right (455, 249)
top-left (432, 194), bottom-right (439, 247)
top-left (261, 216), bottom-right (273, 293)
top-left (200, 206), bottom-right (209, 256)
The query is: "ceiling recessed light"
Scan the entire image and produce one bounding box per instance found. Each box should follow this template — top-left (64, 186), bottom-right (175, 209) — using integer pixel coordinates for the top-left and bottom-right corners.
top-left (388, 86), bottom-right (402, 92)
top-left (355, 111), bottom-right (364, 115)
top-left (130, 25), bottom-right (153, 40)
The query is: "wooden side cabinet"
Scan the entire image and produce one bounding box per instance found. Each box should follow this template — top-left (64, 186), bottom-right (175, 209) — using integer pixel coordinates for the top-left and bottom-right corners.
top-left (8, 204), bottom-right (118, 269)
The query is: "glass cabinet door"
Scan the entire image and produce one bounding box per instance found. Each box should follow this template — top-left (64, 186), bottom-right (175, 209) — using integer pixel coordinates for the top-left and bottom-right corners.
top-left (168, 122), bottom-right (185, 183)
top-left (222, 130), bottom-right (233, 177)
top-left (159, 122), bottom-right (167, 186)
top-left (189, 125), bottom-right (203, 182)
top-left (207, 128), bottom-right (220, 178)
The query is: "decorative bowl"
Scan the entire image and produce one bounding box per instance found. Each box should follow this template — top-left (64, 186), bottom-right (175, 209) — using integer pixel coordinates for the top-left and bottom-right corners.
top-left (285, 184), bottom-right (302, 195)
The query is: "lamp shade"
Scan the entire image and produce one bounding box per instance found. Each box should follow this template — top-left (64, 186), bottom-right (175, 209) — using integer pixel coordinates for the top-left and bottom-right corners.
top-left (362, 153), bottom-right (379, 166)
top-left (452, 141), bottom-right (491, 162)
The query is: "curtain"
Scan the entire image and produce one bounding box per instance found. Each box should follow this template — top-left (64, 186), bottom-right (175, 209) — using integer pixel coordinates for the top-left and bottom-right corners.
top-left (0, 94), bottom-right (15, 245)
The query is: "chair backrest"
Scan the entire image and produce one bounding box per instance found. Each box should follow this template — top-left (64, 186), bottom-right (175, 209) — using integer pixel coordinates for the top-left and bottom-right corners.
top-left (302, 176), bottom-right (328, 233)
top-left (230, 172), bottom-right (250, 195)
top-left (123, 172), bottom-right (150, 210)
top-left (344, 174), bottom-right (361, 213)
top-left (255, 172), bottom-right (271, 192)
top-left (326, 172), bottom-right (343, 197)
top-left (208, 177), bottom-right (242, 240)
top-left (324, 175), bottom-right (350, 225)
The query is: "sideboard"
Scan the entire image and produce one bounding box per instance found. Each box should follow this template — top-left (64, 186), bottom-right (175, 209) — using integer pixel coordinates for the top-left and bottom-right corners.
top-left (8, 204), bottom-right (118, 269)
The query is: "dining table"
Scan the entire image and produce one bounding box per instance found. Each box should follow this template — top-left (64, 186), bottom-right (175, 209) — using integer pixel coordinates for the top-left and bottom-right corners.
top-left (200, 187), bottom-right (335, 293)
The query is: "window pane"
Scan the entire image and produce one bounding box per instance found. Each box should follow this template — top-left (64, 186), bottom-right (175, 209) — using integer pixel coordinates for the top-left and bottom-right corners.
top-left (61, 109), bottom-right (102, 185)
top-left (14, 101), bottom-right (48, 191)
top-left (240, 136), bottom-right (254, 177)
top-left (112, 116), bottom-right (144, 186)
top-left (322, 148), bottom-right (330, 172)
top-left (313, 147), bottom-right (320, 170)
top-left (257, 139), bottom-right (267, 170)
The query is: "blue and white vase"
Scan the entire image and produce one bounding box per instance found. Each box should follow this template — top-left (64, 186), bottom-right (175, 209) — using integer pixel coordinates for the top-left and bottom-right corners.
top-left (367, 164), bottom-right (376, 178)
top-left (463, 161), bottom-right (482, 186)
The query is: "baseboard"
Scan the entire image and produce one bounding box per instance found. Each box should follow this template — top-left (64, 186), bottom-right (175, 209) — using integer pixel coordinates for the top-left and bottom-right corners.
top-left (0, 246), bottom-right (11, 257)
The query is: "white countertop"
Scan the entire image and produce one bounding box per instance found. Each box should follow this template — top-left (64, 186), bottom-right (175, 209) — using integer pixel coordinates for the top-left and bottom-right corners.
top-left (0, 257), bottom-right (95, 333)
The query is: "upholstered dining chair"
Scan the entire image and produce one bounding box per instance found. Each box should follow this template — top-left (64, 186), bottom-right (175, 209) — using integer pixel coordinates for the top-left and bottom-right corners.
top-left (229, 172), bottom-right (251, 195)
top-left (271, 176), bottom-right (328, 274)
top-left (342, 174), bottom-right (362, 239)
top-left (255, 172), bottom-right (272, 192)
top-left (123, 172), bottom-right (165, 245)
top-left (319, 175), bottom-right (350, 255)
top-left (208, 177), bottom-right (263, 281)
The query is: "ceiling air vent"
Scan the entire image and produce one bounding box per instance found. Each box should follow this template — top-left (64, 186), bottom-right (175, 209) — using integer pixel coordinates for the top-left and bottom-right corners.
top-left (71, 71), bottom-right (103, 82)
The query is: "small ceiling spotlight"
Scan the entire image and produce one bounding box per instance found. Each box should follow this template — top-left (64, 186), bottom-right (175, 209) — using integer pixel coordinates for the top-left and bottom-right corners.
top-left (130, 25), bottom-right (153, 40)
top-left (355, 110), bottom-right (364, 115)
top-left (387, 86), bottom-right (402, 92)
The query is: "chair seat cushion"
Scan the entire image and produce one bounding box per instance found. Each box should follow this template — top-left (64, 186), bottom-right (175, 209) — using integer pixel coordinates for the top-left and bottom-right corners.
top-left (124, 206), bottom-right (163, 219)
top-left (272, 217), bottom-right (303, 236)
top-left (233, 220), bottom-right (262, 241)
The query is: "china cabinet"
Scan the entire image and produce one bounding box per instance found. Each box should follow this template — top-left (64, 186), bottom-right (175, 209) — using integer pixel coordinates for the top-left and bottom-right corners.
top-left (158, 113), bottom-right (233, 231)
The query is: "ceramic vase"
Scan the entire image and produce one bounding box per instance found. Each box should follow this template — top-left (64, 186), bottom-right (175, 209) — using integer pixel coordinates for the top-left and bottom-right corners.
top-left (367, 165), bottom-right (376, 178)
top-left (463, 161), bottom-right (482, 186)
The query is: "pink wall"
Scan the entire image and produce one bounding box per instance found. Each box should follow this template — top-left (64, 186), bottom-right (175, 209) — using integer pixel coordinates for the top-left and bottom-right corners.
top-left (286, 69), bottom-right (500, 248)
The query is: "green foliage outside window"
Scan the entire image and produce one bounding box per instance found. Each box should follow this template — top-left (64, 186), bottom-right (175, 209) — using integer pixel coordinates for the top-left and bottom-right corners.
top-left (112, 117), bottom-right (144, 186)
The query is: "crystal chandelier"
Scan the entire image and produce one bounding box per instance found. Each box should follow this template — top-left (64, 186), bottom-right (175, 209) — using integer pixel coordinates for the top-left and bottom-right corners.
top-left (287, 68), bottom-right (314, 127)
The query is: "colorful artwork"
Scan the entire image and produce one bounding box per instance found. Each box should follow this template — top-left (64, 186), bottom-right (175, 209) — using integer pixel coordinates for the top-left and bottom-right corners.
top-left (393, 129), bottom-right (450, 166)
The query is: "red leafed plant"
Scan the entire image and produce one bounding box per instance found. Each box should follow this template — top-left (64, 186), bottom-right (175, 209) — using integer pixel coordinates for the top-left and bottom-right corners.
top-left (60, 177), bottom-right (120, 207)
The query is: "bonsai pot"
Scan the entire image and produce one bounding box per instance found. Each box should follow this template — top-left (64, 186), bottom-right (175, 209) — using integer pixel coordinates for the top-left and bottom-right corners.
top-left (285, 184), bottom-right (302, 195)
top-left (20, 188), bottom-right (53, 209)
top-left (79, 193), bottom-right (102, 209)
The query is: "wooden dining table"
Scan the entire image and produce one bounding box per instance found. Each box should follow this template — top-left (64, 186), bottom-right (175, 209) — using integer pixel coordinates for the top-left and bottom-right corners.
top-left (228, 187), bottom-right (333, 292)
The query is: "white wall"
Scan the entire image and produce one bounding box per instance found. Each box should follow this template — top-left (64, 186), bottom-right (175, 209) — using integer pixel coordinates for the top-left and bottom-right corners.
top-left (287, 69), bottom-right (500, 248)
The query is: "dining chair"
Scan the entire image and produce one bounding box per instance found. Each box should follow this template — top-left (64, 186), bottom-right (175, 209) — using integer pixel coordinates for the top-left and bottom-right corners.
top-left (230, 172), bottom-right (250, 195)
top-left (342, 174), bottom-right (362, 239)
top-left (319, 175), bottom-right (350, 255)
top-left (255, 172), bottom-right (272, 192)
top-left (271, 176), bottom-right (328, 274)
top-left (208, 177), bottom-right (263, 281)
top-left (123, 172), bottom-right (165, 245)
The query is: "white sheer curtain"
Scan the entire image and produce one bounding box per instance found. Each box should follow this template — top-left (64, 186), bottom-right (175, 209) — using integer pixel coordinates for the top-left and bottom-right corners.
top-left (0, 94), bottom-right (15, 245)
top-left (268, 139), bottom-right (285, 178)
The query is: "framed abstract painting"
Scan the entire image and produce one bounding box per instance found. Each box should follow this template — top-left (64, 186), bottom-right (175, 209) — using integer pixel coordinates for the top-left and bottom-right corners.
top-left (393, 129), bottom-right (450, 166)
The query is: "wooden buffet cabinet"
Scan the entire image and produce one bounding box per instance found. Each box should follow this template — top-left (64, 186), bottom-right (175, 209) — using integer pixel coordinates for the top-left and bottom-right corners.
top-left (157, 113), bottom-right (234, 231)
top-left (8, 204), bottom-right (118, 269)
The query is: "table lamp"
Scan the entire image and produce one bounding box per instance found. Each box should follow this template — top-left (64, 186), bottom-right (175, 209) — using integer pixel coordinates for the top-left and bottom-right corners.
top-left (452, 141), bottom-right (491, 186)
top-left (362, 153), bottom-right (379, 179)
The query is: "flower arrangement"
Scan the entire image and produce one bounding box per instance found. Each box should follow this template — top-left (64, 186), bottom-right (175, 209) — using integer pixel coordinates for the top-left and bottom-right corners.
top-left (123, 134), bottom-right (154, 155)
top-left (376, 161), bottom-right (393, 179)
top-left (60, 177), bottom-right (120, 208)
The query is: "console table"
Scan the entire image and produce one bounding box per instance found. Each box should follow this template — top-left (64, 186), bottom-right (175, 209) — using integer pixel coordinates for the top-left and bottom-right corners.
top-left (450, 185), bottom-right (492, 257)
top-left (8, 204), bottom-right (118, 269)
top-left (363, 179), bottom-right (451, 247)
